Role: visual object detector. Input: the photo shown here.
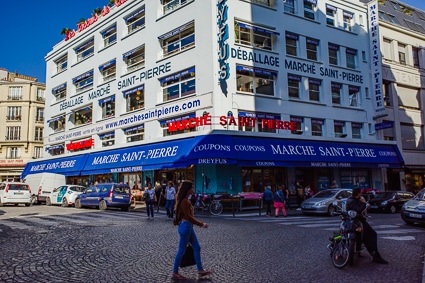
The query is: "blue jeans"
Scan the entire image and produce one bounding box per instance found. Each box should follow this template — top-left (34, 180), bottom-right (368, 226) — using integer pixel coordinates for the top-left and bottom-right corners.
top-left (165, 199), bottom-right (175, 218)
top-left (173, 221), bottom-right (203, 273)
top-left (146, 201), bottom-right (154, 217)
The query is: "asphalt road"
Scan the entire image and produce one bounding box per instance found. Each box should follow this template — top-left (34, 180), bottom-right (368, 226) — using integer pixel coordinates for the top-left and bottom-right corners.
top-left (0, 205), bottom-right (424, 283)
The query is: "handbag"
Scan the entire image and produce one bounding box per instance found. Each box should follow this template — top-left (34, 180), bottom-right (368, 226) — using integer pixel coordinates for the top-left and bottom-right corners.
top-left (179, 244), bottom-right (196, 267)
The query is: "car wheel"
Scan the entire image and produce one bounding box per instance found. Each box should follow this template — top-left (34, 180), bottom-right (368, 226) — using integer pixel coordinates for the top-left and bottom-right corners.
top-left (403, 219), bottom-right (414, 226)
top-left (62, 198), bottom-right (69, 207)
top-left (46, 197), bottom-right (52, 206)
top-left (75, 199), bottom-right (81, 209)
top-left (328, 205), bottom-right (336, 216)
top-left (99, 200), bottom-right (107, 210)
top-left (389, 205), bottom-right (396, 214)
top-left (25, 203), bottom-right (31, 207)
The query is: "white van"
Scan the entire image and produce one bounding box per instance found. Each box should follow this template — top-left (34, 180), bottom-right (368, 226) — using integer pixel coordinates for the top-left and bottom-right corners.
top-left (23, 173), bottom-right (66, 204)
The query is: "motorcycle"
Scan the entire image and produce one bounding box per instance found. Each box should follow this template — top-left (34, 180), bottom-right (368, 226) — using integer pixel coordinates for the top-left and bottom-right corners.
top-left (327, 201), bottom-right (365, 268)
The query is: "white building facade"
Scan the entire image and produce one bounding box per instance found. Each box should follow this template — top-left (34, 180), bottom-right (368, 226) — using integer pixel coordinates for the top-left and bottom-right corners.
top-left (23, 0), bottom-right (404, 195)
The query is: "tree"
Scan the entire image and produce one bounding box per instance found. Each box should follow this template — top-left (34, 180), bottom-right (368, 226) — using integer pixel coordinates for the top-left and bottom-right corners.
top-left (92, 7), bottom-right (102, 16)
top-left (60, 28), bottom-right (70, 35)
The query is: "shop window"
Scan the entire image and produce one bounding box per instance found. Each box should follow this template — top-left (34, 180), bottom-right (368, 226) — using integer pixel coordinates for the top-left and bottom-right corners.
top-left (326, 4), bottom-right (337, 26)
top-left (346, 48), bottom-right (357, 69)
top-left (46, 144), bottom-right (64, 156)
top-left (8, 86), bottom-right (23, 100)
top-left (34, 146), bottom-right (43, 159)
top-left (331, 82), bottom-right (341, 105)
top-left (340, 169), bottom-right (370, 190)
top-left (73, 71), bottom-right (93, 93)
top-left (99, 132), bottom-right (115, 147)
top-left (124, 85), bottom-right (145, 111)
top-left (284, 0), bottom-right (296, 14)
top-left (7, 147), bottom-right (20, 159)
top-left (286, 32), bottom-right (298, 56)
top-left (308, 78), bottom-right (321, 101)
top-left (160, 21), bottom-right (195, 58)
top-left (234, 21), bottom-right (278, 51)
top-left (6, 126), bottom-right (20, 141)
top-left (351, 123), bottom-right (362, 139)
top-left (99, 59), bottom-right (116, 82)
top-left (52, 83), bottom-right (67, 101)
top-left (124, 124), bottom-right (144, 143)
top-left (162, 0), bottom-right (192, 15)
top-left (236, 65), bottom-right (275, 96)
top-left (160, 67), bottom-right (196, 101)
top-left (99, 95), bottom-right (115, 119)
top-left (160, 113), bottom-right (197, 136)
top-left (348, 86), bottom-right (359, 107)
top-left (123, 45), bottom-right (145, 72)
top-left (306, 38), bottom-right (319, 60)
top-left (398, 43), bottom-right (406, 65)
top-left (238, 112), bottom-right (279, 133)
top-left (304, 0), bottom-right (316, 20)
top-left (290, 116), bottom-right (303, 135)
top-left (75, 38), bottom-right (94, 62)
top-left (71, 106), bottom-right (92, 126)
top-left (34, 127), bottom-right (43, 141)
top-left (36, 107), bottom-right (44, 122)
top-left (288, 74), bottom-right (300, 99)
top-left (125, 7), bottom-right (145, 34)
top-left (334, 121), bottom-right (346, 138)
top-left (48, 115), bottom-right (65, 132)
top-left (343, 11), bottom-right (353, 31)
top-left (55, 54), bottom-right (67, 73)
top-left (311, 119), bottom-right (323, 136)
top-left (7, 106), bottom-right (21, 121)
top-left (328, 43), bottom-right (339, 65)
top-left (102, 25), bottom-right (117, 47)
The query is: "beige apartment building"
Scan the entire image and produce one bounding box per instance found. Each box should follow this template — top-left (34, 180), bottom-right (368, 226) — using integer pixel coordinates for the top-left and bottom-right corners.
top-left (0, 68), bottom-right (45, 181)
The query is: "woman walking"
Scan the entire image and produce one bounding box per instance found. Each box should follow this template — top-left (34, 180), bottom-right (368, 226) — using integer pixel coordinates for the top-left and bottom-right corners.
top-left (144, 183), bottom-right (156, 219)
top-left (274, 184), bottom-right (287, 217)
top-left (172, 181), bottom-right (212, 280)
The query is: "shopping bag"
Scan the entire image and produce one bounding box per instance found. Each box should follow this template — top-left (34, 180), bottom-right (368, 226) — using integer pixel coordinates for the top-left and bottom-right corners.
top-left (179, 244), bottom-right (196, 267)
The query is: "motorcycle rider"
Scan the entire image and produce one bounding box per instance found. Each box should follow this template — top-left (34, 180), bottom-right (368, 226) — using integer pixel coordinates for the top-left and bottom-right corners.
top-left (346, 188), bottom-right (388, 264)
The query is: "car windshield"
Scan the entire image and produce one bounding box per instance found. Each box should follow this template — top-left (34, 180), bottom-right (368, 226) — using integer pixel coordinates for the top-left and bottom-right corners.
top-left (7, 184), bottom-right (29, 191)
top-left (413, 189), bottom-right (425, 201)
top-left (313, 190), bottom-right (338, 198)
top-left (70, 186), bottom-right (85, 192)
top-left (375, 192), bottom-right (395, 199)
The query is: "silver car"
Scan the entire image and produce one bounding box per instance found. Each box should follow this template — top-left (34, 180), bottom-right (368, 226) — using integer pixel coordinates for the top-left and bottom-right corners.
top-left (301, 188), bottom-right (352, 216)
top-left (0, 182), bottom-right (32, 206)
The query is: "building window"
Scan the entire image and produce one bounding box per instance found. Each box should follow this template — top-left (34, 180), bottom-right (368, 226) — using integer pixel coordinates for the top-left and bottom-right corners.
top-left (328, 43), bottom-right (339, 65)
top-left (351, 123), bottom-right (362, 139)
top-left (7, 106), bottom-right (21, 121)
top-left (306, 38), bottom-right (319, 60)
top-left (52, 83), bottom-right (67, 101)
top-left (160, 67), bottom-right (196, 101)
top-left (288, 74), bottom-right (301, 99)
top-left (326, 4), bottom-right (337, 26)
top-left (284, 0), bottom-right (296, 14)
top-left (34, 146), bottom-right (43, 159)
top-left (72, 106), bottom-right (92, 126)
top-left (34, 127), bottom-right (43, 141)
top-left (125, 7), bottom-right (145, 34)
top-left (334, 121), bottom-right (346, 138)
top-left (308, 78), bottom-right (321, 101)
top-left (236, 65), bottom-right (276, 96)
top-left (238, 112), bottom-right (279, 133)
top-left (160, 113), bottom-right (197, 136)
top-left (123, 45), bottom-right (145, 72)
top-left (401, 124), bottom-right (425, 150)
top-left (349, 86), bottom-right (359, 107)
top-left (412, 47), bottom-right (420, 68)
top-left (379, 11), bottom-right (388, 21)
top-left (160, 21), bottom-right (195, 58)
top-left (383, 80), bottom-right (391, 106)
top-left (99, 96), bottom-right (115, 119)
top-left (48, 115), bottom-right (65, 132)
top-left (343, 11), bottom-right (353, 31)
top-left (346, 48), bottom-right (357, 69)
top-left (398, 85), bottom-right (420, 109)
top-left (36, 108), bottom-right (44, 122)
top-left (304, 0), bottom-right (316, 20)
top-left (47, 144), bottom-right (64, 156)
top-left (388, 14), bottom-right (400, 25)
top-left (99, 59), bottom-right (116, 82)
top-left (331, 82), bottom-right (342, 105)
top-left (37, 88), bottom-right (45, 102)
top-left (124, 124), bottom-right (144, 143)
top-left (124, 85), bottom-right (145, 111)
top-left (311, 119), bottom-right (323, 136)
top-left (7, 147), bottom-right (20, 159)
top-left (75, 38), bottom-right (94, 62)
top-left (6, 126), bottom-right (20, 141)
top-left (99, 132), bottom-right (115, 147)
top-left (248, 0), bottom-right (274, 7)
top-left (398, 43), bottom-right (406, 65)
top-left (286, 32), bottom-right (298, 56)
top-left (8, 87), bottom-right (23, 100)
top-left (234, 21), bottom-right (278, 51)
top-left (290, 116), bottom-right (303, 135)
top-left (382, 38), bottom-right (392, 60)
top-left (102, 25), bottom-right (117, 47)
top-left (55, 54), bottom-right (67, 73)
top-left (73, 71), bottom-right (93, 93)
top-left (162, 0), bottom-right (192, 15)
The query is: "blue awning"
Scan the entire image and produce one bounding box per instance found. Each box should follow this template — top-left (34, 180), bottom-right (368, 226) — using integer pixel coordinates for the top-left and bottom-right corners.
top-left (237, 23), bottom-right (280, 36)
top-left (75, 39), bottom-right (94, 52)
top-left (45, 144), bottom-right (64, 151)
top-left (158, 21), bottom-right (193, 40)
top-left (20, 154), bottom-right (89, 178)
top-left (98, 132), bottom-right (115, 139)
top-left (159, 67), bottom-right (195, 84)
top-left (238, 112), bottom-right (281, 120)
top-left (159, 113), bottom-right (197, 125)
top-left (51, 83), bottom-right (66, 94)
top-left (124, 124), bottom-right (144, 133)
top-left (47, 115), bottom-right (65, 123)
top-left (102, 26), bottom-right (116, 36)
top-left (236, 65), bottom-right (277, 77)
top-left (125, 8), bottom-right (145, 23)
top-left (98, 95), bottom-right (115, 105)
top-left (72, 70), bottom-right (94, 83)
top-left (123, 85), bottom-right (144, 97)
top-left (98, 59), bottom-right (116, 71)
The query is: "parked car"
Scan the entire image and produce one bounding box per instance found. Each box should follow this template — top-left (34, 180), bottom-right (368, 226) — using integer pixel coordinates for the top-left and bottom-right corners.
top-left (301, 188), bottom-right (352, 216)
top-left (75, 183), bottom-right (131, 211)
top-left (0, 182), bottom-right (32, 207)
top-left (368, 191), bottom-right (414, 213)
top-left (401, 188), bottom-right (425, 225)
top-left (46, 185), bottom-right (86, 207)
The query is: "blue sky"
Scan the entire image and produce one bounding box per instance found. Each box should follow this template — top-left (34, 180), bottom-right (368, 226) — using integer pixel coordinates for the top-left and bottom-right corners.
top-left (1, 0), bottom-right (425, 84)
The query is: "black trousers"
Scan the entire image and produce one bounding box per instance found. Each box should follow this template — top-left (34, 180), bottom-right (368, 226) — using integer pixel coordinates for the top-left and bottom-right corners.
top-left (360, 220), bottom-right (378, 254)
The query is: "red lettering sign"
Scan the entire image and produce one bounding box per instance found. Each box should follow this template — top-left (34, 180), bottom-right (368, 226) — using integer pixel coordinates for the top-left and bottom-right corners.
top-left (66, 138), bottom-right (94, 151)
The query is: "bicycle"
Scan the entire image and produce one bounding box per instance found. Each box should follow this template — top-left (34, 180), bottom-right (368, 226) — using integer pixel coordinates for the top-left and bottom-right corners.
top-left (193, 194), bottom-right (223, 216)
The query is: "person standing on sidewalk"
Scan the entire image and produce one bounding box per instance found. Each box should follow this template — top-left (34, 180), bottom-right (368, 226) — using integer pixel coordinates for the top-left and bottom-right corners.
top-left (263, 185), bottom-right (273, 217)
top-left (172, 181), bottom-right (212, 280)
top-left (165, 181), bottom-right (176, 220)
top-left (144, 183), bottom-right (156, 219)
top-left (273, 185), bottom-right (287, 217)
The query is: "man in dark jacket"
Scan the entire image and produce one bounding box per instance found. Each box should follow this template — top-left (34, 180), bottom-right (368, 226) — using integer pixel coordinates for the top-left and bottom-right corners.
top-left (346, 188), bottom-right (388, 264)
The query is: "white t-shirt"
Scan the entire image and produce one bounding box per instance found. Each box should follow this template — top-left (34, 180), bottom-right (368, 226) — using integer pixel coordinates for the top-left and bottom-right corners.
top-left (165, 186), bottom-right (176, 200)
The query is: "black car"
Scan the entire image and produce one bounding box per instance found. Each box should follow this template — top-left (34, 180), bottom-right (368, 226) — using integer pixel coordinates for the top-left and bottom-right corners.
top-left (368, 191), bottom-right (415, 213)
